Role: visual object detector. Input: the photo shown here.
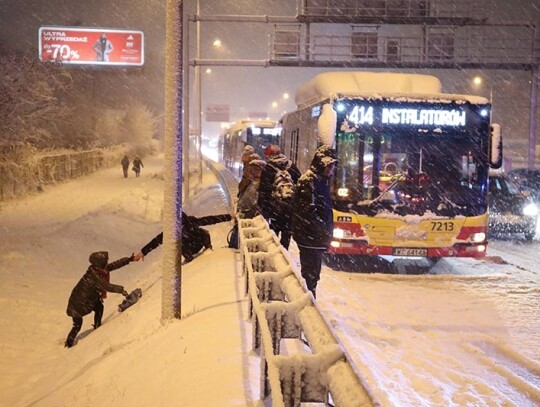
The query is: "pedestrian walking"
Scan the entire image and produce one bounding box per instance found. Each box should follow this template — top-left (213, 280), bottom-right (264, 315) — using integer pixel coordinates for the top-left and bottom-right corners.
top-left (257, 144), bottom-right (301, 249)
top-left (292, 145), bottom-right (338, 298)
top-left (121, 155), bottom-right (130, 178)
top-left (132, 156), bottom-right (144, 177)
top-left (65, 251), bottom-right (135, 348)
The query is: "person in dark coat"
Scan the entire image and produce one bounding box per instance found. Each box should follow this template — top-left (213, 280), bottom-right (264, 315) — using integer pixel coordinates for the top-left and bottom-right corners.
top-left (121, 155), bottom-right (130, 178)
top-left (257, 144), bottom-right (301, 249)
top-left (65, 251), bottom-right (134, 348)
top-left (292, 145), bottom-right (338, 298)
top-left (237, 158), bottom-right (266, 219)
top-left (238, 152), bottom-right (261, 198)
top-left (134, 211), bottom-right (232, 263)
top-left (132, 156), bottom-right (144, 177)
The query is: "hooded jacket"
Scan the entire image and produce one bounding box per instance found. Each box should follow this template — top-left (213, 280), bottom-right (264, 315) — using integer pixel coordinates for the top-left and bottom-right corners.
top-left (238, 153), bottom-right (262, 197)
top-left (66, 251), bottom-right (131, 318)
top-left (292, 145), bottom-right (337, 249)
top-left (257, 153), bottom-right (301, 220)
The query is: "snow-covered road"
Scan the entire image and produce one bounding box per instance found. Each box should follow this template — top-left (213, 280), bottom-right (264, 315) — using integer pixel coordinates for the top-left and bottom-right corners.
top-left (298, 236), bottom-right (540, 406)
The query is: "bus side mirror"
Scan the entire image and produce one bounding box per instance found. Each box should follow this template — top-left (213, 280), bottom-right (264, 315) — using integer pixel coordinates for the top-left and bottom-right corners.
top-left (489, 123), bottom-right (503, 169)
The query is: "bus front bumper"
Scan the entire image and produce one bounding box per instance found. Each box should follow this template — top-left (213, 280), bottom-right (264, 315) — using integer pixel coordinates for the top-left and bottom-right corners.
top-left (329, 240), bottom-right (487, 258)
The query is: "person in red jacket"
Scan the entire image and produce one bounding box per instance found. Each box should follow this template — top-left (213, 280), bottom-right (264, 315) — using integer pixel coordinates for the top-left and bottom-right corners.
top-left (65, 251), bottom-right (135, 348)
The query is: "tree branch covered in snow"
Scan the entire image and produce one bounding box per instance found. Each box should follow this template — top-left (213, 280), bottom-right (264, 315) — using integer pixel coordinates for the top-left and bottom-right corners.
top-left (0, 50), bottom-right (73, 148)
top-left (0, 49), bottom-right (158, 151)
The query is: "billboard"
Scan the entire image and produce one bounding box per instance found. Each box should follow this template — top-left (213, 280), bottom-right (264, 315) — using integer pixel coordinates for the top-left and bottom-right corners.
top-left (205, 104), bottom-right (230, 122)
top-left (39, 26), bottom-right (144, 66)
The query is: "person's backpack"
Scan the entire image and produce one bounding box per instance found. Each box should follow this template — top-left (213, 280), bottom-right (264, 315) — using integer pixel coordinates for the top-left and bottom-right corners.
top-left (227, 221), bottom-right (239, 249)
top-left (272, 169), bottom-right (295, 205)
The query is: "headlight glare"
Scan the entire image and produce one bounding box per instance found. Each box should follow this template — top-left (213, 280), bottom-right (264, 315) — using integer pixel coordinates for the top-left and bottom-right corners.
top-left (470, 232), bottom-right (486, 243)
top-left (523, 203), bottom-right (538, 217)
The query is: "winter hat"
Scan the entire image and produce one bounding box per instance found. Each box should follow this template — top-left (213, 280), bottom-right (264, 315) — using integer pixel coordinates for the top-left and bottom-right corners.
top-left (310, 145), bottom-right (338, 174)
top-left (89, 251), bottom-right (109, 268)
top-left (263, 144), bottom-right (281, 158)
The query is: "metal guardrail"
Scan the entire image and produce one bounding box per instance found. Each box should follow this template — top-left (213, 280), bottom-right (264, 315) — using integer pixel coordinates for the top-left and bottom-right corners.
top-left (238, 215), bottom-right (379, 407)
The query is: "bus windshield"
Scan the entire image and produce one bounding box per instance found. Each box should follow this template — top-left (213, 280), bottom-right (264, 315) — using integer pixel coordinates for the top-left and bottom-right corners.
top-left (332, 100), bottom-right (490, 217)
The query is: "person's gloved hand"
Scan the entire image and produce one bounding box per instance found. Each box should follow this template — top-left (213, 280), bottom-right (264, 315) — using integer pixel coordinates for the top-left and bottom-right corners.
top-left (133, 252), bottom-right (145, 261)
top-left (122, 289), bottom-right (129, 297)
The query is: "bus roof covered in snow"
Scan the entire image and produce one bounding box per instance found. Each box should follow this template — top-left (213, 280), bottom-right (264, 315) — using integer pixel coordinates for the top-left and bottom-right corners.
top-left (294, 71), bottom-right (488, 109)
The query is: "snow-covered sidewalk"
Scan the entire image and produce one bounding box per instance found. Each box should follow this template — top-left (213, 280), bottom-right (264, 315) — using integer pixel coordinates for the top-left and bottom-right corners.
top-left (0, 154), bottom-right (262, 406)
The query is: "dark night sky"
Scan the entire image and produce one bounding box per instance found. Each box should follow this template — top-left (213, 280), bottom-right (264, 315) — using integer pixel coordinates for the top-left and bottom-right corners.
top-left (1, 0), bottom-right (539, 163)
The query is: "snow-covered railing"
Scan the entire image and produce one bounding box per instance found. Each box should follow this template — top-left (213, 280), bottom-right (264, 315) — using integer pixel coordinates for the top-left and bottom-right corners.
top-left (238, 215), bottom-right (379, 407)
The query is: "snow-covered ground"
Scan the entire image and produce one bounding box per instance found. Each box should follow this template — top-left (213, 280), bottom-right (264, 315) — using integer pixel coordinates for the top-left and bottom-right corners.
top-left (0, 155), bottom-right (261, 406)
top-left (1, 153), bottom-right (539, 406)
top-left (314, 253), bottom-right (540, 406)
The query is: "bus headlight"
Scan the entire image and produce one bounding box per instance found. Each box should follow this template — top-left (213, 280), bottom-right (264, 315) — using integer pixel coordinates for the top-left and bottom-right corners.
top-left (523, 202), bottom-right (538, 217)
top-left (470, 232), bottom-right (486, 243)
top-left (337, 188), bottom-right (349, 197)
top-left (333, 228), bottom-right (345, 239)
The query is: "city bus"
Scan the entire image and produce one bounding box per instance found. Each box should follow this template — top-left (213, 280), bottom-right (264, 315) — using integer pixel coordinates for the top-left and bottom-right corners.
top-left (280, 71), bottom-right (502, 260)
top-left (220, 119), bottom-right (280, 178)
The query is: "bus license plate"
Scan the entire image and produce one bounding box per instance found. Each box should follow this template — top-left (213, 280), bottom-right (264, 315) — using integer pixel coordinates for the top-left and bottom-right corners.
top-left (393, 248), bottom-right (428, 256)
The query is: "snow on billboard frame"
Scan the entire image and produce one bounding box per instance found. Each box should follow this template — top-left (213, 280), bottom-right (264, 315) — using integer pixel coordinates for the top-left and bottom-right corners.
top-left (38, 26), bottom-right (144, 67)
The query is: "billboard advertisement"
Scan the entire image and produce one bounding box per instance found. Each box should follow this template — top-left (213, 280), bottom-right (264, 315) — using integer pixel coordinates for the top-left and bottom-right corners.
top-left (205, 104), bottom-right (230, 122)
top-left (39, 26), bottom-right (144, 66)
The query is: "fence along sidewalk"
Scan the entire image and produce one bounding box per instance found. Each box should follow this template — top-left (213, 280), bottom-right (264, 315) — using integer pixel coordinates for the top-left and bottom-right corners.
top-left (238, 215), bottom-right (379, 407)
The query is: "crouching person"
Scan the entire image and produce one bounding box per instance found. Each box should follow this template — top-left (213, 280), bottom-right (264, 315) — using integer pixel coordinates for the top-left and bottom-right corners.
top-left (65, 251), bottom-right (134, 348)
top-left (134, 211), bottom-right (232, 264)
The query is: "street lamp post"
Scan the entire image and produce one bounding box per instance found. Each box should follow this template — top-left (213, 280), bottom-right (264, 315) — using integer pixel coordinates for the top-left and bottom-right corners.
top-left (162, 0), bottom-right (183, 321)
top-left (529, 67), bottom-right (538, 169)
top-left (195, 0), bottom-right (203, 185)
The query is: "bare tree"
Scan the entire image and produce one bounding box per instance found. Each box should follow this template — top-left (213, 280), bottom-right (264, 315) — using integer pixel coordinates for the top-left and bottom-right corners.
top-left (122, 102), bottom-right (158, 148)
top-left (0, 50), bottom-right (74, 148)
